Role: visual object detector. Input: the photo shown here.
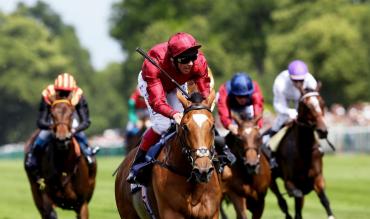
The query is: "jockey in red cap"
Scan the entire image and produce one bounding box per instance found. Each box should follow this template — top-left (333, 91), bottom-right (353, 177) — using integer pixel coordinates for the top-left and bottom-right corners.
top-left (127, 32), bottom-right (234, 184)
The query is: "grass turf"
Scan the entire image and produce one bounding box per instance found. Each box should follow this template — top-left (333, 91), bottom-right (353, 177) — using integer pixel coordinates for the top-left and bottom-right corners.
top-left (0, 154), bottom-right (369, 218)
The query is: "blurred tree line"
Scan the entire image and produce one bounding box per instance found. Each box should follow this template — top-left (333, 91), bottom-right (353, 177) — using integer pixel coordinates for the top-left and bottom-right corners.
top-left (0, 2), bottom-right (125, 144)
top-left (0, 0), bottom-right (369, 144)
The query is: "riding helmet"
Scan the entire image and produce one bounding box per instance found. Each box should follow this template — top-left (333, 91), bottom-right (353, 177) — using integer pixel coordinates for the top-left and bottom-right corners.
top-left (230, 72), bottom-right (254, 96)
top-left (288, 60), bottom-right (308, 80)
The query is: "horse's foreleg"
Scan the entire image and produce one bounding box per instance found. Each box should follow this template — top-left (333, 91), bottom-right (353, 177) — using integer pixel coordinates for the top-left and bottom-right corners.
top-left (314, 175), bottom-right (335, 219)
top-left (249, 195), bottom-right (266, 219)
top-left (269, 179), bottom-right (292, 219)
top-left (294, 197), bottom-right (304, 219)
top-left (227, 192), bottom-right (247, 219)
top-left (76, 202), bottom-right (89, 219)
top-left (29, 182), bottom-right (57, 219)
top-left (220, 201), bottom-right (229, 219)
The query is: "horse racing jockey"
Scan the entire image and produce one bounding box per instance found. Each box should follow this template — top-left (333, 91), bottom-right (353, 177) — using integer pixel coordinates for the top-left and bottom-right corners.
top-left (262, 60), bottom-right (318, 163)
top-left (217, 72), bottom-right (274, 168)
top-left (125, 88), bottom-right (149, 138)
top-left (126, 32), bottom-right (235, 184)
top-left (25, 73), bottom-right (99, 179)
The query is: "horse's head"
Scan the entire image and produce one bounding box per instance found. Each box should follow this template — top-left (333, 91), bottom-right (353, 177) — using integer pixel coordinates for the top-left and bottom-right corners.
top-left (50, 99), bottom-right (74, 144)
top-left (298, 85), bottom-right (328, 139)
top-left (232, 113), bottom-right (262, 175)
top-left (177, 91), bottom-right (216, 183)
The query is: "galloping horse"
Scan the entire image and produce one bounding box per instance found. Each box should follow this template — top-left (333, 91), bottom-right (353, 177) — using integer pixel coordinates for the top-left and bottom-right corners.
top-left (115, 91), bottom-right (222, 219)
top-left (269, 88), bottom-right (335, 219)
top-left (221, 115), bottom-right (271, 219)
top-left (24, 99), bottom-right (97, 219)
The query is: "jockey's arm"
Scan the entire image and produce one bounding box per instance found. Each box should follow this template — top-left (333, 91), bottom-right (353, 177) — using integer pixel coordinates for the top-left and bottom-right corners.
top-left (272, 79), bottom-right (291, 115)
top-left (217, 84), bottom-right (232, 129)
top-left (74, 96), bottom-right (91, 133)
top-left (145, 74), bottom-right (177, 118)
top-left (251, 82), bottom-right (264, 128)
top-left (37, 97), bottom-right (52, 130)
top-left (193, 59), bottom-right (211, 98)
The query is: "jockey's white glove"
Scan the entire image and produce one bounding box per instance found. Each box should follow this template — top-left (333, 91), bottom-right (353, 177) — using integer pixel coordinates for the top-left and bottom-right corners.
top-left (287, 108), bottom-right (298, 120)
top-left (228, 124), bottom-right (238, 135)
top-left (173, 112), bottom-right (183, 125)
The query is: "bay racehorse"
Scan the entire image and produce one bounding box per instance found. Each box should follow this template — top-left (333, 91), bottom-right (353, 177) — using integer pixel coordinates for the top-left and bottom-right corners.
top-left (24, 99), bottom-right (97, 219)
top-left (221, 114), bottom-right (271, 219)
top-left (115, 91), bottom-right (222, 219)
top-left (269, 87), bottom-right (335, 219)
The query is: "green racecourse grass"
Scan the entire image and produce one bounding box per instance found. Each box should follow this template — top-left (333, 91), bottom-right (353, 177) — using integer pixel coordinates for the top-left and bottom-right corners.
top-left (0, 154), bottom-right (369, 219)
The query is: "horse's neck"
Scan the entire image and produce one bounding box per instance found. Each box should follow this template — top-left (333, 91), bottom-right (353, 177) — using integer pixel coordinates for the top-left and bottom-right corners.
top-left (50, 140), bottom-right (79, 172)
top-left (165, 135), bottom-right (191, 171)
top-left (293, 124), bottom-right (316, 152)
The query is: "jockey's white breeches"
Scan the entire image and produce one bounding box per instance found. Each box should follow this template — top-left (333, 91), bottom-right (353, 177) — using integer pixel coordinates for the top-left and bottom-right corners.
top-left (271, 113), bottom-right (290, 132)
top-left (138, 71), bottom-right (186, 135)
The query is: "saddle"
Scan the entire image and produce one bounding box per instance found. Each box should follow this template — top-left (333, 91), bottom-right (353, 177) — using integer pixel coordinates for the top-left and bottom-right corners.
top-left (130, 127), bottom-right (177, 189)
top-left (269, 126), bottom-right (289, 152)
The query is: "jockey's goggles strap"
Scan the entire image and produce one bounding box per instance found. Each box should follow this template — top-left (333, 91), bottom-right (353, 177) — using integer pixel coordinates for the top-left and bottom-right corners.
top-left (52, 99), bottom-right (72, 106)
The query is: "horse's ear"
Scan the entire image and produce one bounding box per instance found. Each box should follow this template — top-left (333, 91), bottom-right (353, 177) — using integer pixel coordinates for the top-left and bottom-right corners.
top-left (231, 111), bottom-right (243, 126)
top-left (202, 89), bottom-right (216, 108)
top-left (316, 81), bottom-right (322, 92)
top-left (177, 90), bottom-right (191, 108)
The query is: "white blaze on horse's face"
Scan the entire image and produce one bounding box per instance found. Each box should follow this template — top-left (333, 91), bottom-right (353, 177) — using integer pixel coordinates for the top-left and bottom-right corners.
top-left (192, 114), bottom-right (208, 128)
top-left (243, 127), bottom-right (252, 135)
top-left (309, 96), bottom-right (322, 114)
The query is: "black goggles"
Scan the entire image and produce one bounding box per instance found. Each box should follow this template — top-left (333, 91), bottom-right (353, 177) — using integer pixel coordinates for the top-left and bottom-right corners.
top-left (175, 53), bottom-right (198, 64)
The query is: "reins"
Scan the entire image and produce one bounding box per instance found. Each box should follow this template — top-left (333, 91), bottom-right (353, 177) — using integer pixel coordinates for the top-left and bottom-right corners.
top-left (154, 104), bottom-right (216, 181)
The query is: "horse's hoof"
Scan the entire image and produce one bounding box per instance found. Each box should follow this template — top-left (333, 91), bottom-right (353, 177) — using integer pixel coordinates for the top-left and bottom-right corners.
top-left (328, 215), bottom-right (335, 219)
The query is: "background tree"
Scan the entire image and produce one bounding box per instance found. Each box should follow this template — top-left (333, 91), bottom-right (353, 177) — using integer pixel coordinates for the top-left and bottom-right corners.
top-left (0, 12), bottom-right (69, 144)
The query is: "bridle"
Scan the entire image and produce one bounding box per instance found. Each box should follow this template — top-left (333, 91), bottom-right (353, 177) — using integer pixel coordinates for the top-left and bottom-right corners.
top-left (51, 99), bottom-right (74, 145)
top-left (296, 91), bottom-right (322, 128)
top-left (159, 104), bottom-right (217, 181)
top-left (179, 105), bottom-right (216, 169)
top-left (234, 125), bottom-right (261, 167)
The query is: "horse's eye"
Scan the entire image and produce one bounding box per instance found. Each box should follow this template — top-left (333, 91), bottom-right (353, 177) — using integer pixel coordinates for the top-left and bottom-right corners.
top-left (182, 124), bottom-right (189, 132)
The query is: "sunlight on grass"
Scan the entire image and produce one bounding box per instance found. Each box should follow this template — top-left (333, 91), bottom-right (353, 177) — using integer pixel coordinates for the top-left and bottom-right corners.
top-left (0, 154), bottom-right (369, 218)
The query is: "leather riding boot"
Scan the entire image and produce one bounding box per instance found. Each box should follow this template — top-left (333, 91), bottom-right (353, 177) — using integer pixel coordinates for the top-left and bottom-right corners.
top-left (215, 136), bottom-right (236, 166)
top-left (25, 146), bottom-right (42, 179)
top-left (261, 143), bottom-right (278, 169)
top-left (126, 128), bottom-right (161, 184)
top-left (126, 148), bottom-right (147, 183)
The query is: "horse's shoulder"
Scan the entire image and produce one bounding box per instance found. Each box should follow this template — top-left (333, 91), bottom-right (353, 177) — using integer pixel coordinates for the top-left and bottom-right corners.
top-left (24, 130), bottom-right (40, 153)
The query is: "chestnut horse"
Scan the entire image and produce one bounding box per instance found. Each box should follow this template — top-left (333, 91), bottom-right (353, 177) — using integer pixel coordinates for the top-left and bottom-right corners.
top-left (115, 91), bottom-right (222, 219)
top-left (24, 99), bottom-right (97, 219)
top-left (221, 115), bottom-right (271, 219)
top-left (269, 88), bottom-right (335, 219)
